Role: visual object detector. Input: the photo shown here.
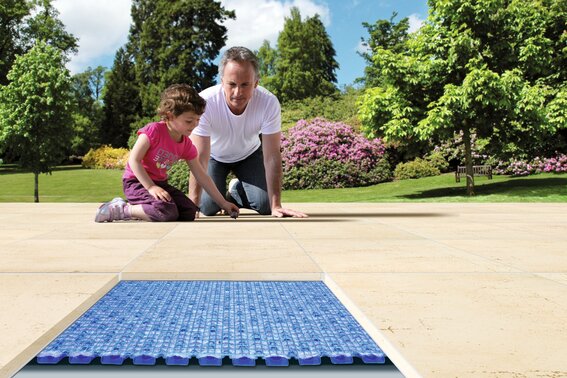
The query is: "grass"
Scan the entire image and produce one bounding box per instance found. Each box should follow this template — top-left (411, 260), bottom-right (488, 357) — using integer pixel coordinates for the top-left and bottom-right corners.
top-left (1, 165), bottom-right (566, 203)
top-left (0, 165), bottom-right (124, 202)
top-left (283, 173), bottom-right (567, 202)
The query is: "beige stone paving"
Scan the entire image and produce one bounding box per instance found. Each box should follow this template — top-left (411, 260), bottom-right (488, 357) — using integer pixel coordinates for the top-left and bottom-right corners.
top-left (0, 274), bottom-right (117, 377)
top-left (0, 202), bottom-right (566, 378)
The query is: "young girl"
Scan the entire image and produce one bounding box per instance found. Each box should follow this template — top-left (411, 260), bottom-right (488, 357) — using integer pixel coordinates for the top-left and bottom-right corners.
top-left (95, 84), bottom-right (239, 222)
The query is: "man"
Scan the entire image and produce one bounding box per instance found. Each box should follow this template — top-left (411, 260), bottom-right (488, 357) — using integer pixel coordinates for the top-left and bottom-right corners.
top-left (189, 46), bottom-right (307, 218)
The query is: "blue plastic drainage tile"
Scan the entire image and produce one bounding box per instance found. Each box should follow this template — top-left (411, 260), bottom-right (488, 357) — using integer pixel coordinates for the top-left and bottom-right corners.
top-left (36, 281), bottom-right (385, 367)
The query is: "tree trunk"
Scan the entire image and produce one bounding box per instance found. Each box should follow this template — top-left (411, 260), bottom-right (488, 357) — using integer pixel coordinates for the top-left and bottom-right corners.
top-left (462, 124), bottom-right (475, 196)
top-left (34, 172), bottom-right (39, 203)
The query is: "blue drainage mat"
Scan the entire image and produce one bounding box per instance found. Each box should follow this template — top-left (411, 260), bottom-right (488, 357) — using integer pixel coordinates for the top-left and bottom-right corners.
top-left (36, 281), bottom-right (385, 367)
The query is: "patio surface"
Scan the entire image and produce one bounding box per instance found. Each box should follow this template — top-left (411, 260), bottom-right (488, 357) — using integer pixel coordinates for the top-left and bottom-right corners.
top-left (1, 202), bottom-right (566, 377)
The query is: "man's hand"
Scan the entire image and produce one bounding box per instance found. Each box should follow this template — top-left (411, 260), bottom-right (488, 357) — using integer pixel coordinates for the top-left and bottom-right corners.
top-left (271, 206), bottom-right (308, 218)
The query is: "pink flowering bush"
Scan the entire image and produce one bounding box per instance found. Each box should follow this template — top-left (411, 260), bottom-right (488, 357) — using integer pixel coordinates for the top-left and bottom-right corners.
top-left (494, 154), bottom-right (567, 176)
top-left (281, 118), bottom-right (391, 189)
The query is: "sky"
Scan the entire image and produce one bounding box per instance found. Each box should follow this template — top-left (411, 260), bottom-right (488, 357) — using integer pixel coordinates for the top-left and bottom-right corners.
top-left (53, 0), bottom-right (428, 87)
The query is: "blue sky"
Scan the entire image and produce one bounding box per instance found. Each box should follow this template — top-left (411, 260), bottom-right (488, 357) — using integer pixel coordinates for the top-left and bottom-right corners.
top-left (54, 0), bottom-right (428, 87)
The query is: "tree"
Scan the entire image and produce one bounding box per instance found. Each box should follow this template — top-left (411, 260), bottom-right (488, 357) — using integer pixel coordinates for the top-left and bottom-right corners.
top-left (358, 13), bottom-right (410, 87)
top-left (358, 0), bottom-right (567, 196)
top-left (20, 0), bottom-right (78, 57)
top-left (256, 40), bottom-right (278, 89)
top-left (129, 0), bottom-right (234, 116)
top-left (0, 0), bottom-right (33, 85)
top-left (265, 7), bottom-right (339, 103)
top-left (101, 46), bottom-right (142, 148)
top-left (0, 41), bottom-right (74, 202)
top-left (70, 66), bottom-right (107, 155)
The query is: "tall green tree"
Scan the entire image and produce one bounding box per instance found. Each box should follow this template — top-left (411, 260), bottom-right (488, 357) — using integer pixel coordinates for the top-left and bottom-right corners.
top-left (265, 7), bottom-right (339, 103)
top-left (101, 46), bottom-right (142, 148)
top-left (20, 0), bottom-right (78, 57)
top-left (358, 0), bottom-right (567, 195)
top-left (129, 0), bottom-right (234, 116)
top-left (256, 40), bottom-right (278, 89)
top-left (358, 13), bottom-right (410, 87)
top-left (0, 41), bottom-right (74, 202)
top-left (71, 66), bottom-right (107, 155)
top-left (0, 0), bottom-right (33, 85)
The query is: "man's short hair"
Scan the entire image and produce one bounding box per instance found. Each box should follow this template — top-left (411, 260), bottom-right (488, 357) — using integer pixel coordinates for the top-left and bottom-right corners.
top-left (219, 46), bottom-right (259, 79)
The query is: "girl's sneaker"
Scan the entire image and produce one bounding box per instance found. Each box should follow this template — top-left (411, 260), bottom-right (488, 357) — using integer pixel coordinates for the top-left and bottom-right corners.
top-left (95, 198), bottom-right (128, 222)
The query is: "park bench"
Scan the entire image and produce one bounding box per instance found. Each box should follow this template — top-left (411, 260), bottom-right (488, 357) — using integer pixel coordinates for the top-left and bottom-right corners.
top-left (455, 165), bottom-right (492, 182)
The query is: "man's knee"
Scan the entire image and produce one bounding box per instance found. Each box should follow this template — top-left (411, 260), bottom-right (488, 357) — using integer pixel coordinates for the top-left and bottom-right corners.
top-left (199, 198), bottom-right (220, 216)
top-left (253, 195), bottom-right (271, 215)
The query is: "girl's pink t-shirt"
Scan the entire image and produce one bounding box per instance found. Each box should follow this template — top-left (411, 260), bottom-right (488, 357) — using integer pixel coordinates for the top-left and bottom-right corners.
top-left (123, 121), bottom-right (198, 182)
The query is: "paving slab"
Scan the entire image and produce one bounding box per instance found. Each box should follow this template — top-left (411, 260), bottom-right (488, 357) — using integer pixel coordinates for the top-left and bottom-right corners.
top-left (0, 274), bottom-right (117, 377)
top-left (0, 202), bottom-right (566, 378)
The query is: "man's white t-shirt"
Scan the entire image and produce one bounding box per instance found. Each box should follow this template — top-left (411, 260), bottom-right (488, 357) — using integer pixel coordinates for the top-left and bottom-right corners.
top-left (193, 84), bottom-right (281, 163)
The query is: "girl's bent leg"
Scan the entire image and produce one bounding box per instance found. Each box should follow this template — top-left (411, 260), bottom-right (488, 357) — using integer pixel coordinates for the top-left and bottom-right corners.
top-left (123, 178), bottom-right (179, 222)
top-left (127, 204), bottom-right (152, 222)
top-left (163, 182), bottom-right (199, 221)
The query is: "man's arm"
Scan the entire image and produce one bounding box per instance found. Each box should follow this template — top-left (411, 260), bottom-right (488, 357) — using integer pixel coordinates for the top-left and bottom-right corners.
top-left (188, 134), bottom-right (211, 207)
top-left (262, 132), bottom-right (308, 218)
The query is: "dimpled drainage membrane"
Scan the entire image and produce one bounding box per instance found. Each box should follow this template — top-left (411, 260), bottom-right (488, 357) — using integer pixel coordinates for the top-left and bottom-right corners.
top-left (36, 281), bottom-right (385, 367)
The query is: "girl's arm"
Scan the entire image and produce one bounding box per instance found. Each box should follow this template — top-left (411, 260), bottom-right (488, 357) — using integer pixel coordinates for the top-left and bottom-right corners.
top-left (188, 134), bottom-right (211, 206)
top-left (129, 134), bottom-right (171, 201)
top-left (187, 158), bottom-right (239, 216)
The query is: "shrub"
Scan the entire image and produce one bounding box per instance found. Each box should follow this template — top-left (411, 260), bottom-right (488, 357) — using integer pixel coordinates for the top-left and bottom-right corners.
top-left (281, 90), bottom-right (362, 131)
top-left (431, 131), bottom-right (490, 168)
top-left (394, 158), bottom-right (440, 180)
top-left (424, 151), bottom-right (450, 173)
top-left (167, 160), bottom-right (190, 192)
top-left (82, 145), bottom-right (129, 169)
top-left (495, 154), bottom-right (567, 176)
top-left (283, 157), bottom-right (391, 190)
top-left (281, 118), bottom-right (391, 189)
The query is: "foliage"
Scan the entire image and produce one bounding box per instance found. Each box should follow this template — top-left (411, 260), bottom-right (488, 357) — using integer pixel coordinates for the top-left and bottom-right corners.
top-left (0, 0), bottom-right (32, 85)
top-left (424, 151), bottom-right (450, 173)
top-left (82, 145), bottom-right (129, 170)
top-left (495, 154), bottom-right (567, 176)
top-left (101, 46), bottom-right (142, 148)
top-left (281, 87), bottom-right (362, 131)
top-left (70, 66), bottom-right (107, 155)
top-left (71, 112), bottom-right (101, 158)
top-left (358, 0), bottom-right (567, 195)
top-left (0, 0), bottom-right (77, 85)
top-left (129, 0), bottom-right (234, 116)
top-left (283, 158), bottom-right (391, 190)
top-left (430, 131), bottom-right (490, 168)
top-left (258, 7), bottom-right (339, 103)
top-left (394, 158), bottom-right (441, 180)
top-left (167, 160), bottom-right (190, 193)
top-left (358, 13), bottom-right (410, 87)
top-left (256, 40), bottom-right (278, 89)
top-left (20, 0), bottom-right (78, 56)
top-left (281, 118), bottom-right (391, 189)
top-left (0, 41), bottom-right (74, 202)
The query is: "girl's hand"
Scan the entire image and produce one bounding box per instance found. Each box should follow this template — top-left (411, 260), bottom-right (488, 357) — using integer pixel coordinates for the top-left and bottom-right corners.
top-left (223, 202), bottom-right (240, 219)
top-left (148, 185), bottom-right (172, 202)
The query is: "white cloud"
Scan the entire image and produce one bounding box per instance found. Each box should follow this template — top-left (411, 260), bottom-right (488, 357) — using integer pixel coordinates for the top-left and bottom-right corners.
top-left (220, 0), bottom-right (331, 51)
top-left (51, 0), bottom-right (331, 73)
top-left (53, 0), bottom-right (132, 74)
top-left (355, 40), bottom-right (370, 55)
top-left (408, 13), bottom-right (425, 33)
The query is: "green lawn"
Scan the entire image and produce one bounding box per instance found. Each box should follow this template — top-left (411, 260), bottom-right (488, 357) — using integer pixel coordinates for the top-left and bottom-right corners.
top-left (1, 165), bottom-right (566, 203)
